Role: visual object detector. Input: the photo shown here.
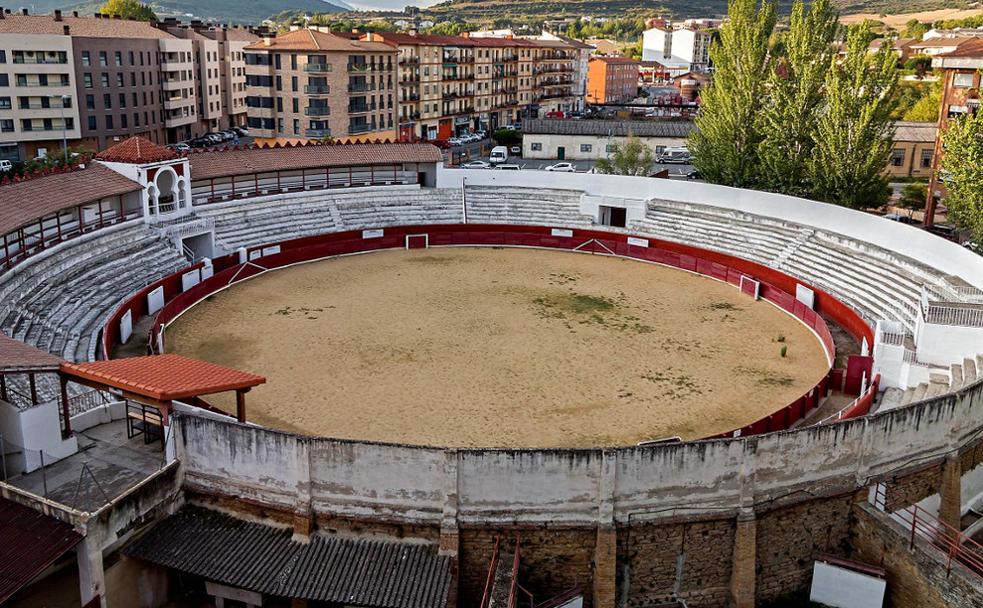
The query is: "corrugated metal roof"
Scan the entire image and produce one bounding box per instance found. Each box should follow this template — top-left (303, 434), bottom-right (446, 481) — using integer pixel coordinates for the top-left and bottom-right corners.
top-left (0, 498), bottom-right (83, 604)
top-left (124, 506), bottom-right (452, 608)
top-left (524, 118), bottom-right (694, 138)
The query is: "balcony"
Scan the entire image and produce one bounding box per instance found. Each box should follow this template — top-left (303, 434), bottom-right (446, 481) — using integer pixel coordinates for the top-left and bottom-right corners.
top-left (347, 83), bottom-right (375, 93)
top-left (348, 103), bottom-right (376, 114)
top-left (348, 63), bottom-right (371, 73)
top-left (305, 85), bottom-right (330, 95)
top-left (399, 57), bottom-right (419, 65)
top-left (442, 74), bottom-right (474, 82)
top-left (305, 129), bottom-right (331, 138)
top-left (348, 123), bottom-right (373, 135)
top-left (305, 106), bottom-right (331, 117)
top-left (400, 75), bottom-right (420, 84)
top-left (305, 63), bottom-right (332, 73)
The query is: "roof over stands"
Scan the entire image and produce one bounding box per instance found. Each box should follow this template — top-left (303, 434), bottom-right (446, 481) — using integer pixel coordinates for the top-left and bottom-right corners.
top-left (0, 498), bottom-right (83, 604)
top-left (0, 164), bottom-right (141, 235)
top-left (59, 354), bottom-right (265, 402)
top-left (94, 135), bottom-right (180, 165)
top-left (124, 506), bottom-right (453, 608)
top-left (188, 142), bottom-right (443, 181)
top-left (0, 333), bottom-right (64, 373)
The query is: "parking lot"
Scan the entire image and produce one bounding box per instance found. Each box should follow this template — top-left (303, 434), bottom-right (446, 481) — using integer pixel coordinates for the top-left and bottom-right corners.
top-left (448, 150), bottom-right (696, 178)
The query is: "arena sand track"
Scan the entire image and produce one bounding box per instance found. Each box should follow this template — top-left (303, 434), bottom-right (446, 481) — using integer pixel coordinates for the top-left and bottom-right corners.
top-left (166, 247), bottom-right (829, 448)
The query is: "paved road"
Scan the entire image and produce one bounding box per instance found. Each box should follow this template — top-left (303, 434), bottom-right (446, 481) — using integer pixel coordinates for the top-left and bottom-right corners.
top-left (451, 150), bottom-right (697, 178)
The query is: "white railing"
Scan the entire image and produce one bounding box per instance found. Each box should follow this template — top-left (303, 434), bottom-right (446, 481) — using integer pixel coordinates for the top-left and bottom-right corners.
top-left (903, 348), bottom-right (918, 364)
top-left (927, 280), bottom-right (983, 305)
top-left (878, 330), bottom-right (906, 346)
top-left (923, 304), bottom-right (983, 328)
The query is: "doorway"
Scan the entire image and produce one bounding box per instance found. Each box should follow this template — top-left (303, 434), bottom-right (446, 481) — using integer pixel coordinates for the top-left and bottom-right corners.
top-left (599, 206), bottom-right (627, 228)
top-left (557, 146), bottom-right (566, 160)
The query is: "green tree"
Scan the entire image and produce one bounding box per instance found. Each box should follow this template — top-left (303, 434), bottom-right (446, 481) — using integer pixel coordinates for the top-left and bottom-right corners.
top-left (808, 23), bottom-right (899, 208)
top-left (901, 19), bottom-right (930, 38)
top-left (98, 0), bottom-right (157, 21)
top-left (595, 136), bottom-right (655, 176)
top-left (939, 111), bottom-right (983, 241)
top-left (491, 128), bottom-right (521, 146)
top-left (757, 0), bottom-right (838, 195)
top-left (903, 55), bottom-right (932, 78)
top-left (689, 0), bottom-right (777, 188)
top-left (901, 79), bottom-right (942, 122)
top-left (897, 183), bottom-right (927, 218)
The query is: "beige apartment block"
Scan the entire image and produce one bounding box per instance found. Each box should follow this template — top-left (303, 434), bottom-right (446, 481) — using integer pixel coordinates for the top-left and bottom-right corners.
top-left (244, 29), bottom-right (397, 142)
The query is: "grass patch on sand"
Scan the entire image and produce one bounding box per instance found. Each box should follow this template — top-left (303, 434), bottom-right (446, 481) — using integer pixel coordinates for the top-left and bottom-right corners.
top-left (734, 365), bottom-right (795, 387)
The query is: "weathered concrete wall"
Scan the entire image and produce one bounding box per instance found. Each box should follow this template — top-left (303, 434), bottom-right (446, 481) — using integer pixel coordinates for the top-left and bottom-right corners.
top-left (850, 502), bottom-right (983, 608)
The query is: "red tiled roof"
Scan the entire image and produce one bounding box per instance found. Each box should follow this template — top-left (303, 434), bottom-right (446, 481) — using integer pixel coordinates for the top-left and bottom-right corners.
top-left (0, 498), bottom-right (83, 604)
top-left (244, 29), bottom-right (394, 52)
top-left (187, 142), bottom-right (443, 181)
top-left (937, 38), bottom-right (983, 58)
top-left (0, 333), bottom-right (63, 372)
top-left (60, 354), bottom-right (266, 402)
top-left (0, 14), bottom-right (174, 39)
top-left (0, 164), bottom-right (141, 236)
top-left (95, 136), bottom-right (180, 164)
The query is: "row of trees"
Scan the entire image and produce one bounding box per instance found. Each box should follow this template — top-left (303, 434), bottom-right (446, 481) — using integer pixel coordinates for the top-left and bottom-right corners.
top-left (690, 0), bottom-right (900, 208)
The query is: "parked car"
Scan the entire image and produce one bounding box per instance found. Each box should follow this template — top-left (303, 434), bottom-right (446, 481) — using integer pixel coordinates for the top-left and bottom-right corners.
top-left (685, 169), bottom-right (701, 180)
top-left (657, 147), bottom-right (692, 164)
top-left (544, 162), bottom-right (576, 172)
top-left (496, 164), bottom-right (522, 170)
top-left (169, 143), bottom-right (191, 153)
top-left (447, 137), bottom-right (464, 146)
top-left (0, 159), bottom-right (12, 172)
top-left (474, 130), bottom-right (487, 140)
top-left (883, 213), bottom-right (913, 224)
top-left (489, 146), bottom-right (509, 165)
top-left (232, 126), bottom-right (249, 137)
top-left (510, 146), bottom-right (521, 156)
top-left (504, 123), bottom-right (522, 131)
top-left (461, 160), bottom-right (491, 169)
top-left (432, 140), bottom-right (453, 150)
top-left (927, 223), bottom-right (958, 241)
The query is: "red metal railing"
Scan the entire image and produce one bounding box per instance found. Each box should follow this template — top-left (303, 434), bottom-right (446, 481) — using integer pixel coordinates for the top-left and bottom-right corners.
top-left (479, 536), bottom-right (501, 608)
top-left (819, 374), bottom-right (880, 424)
top-left (873, 485), bottom-right (983, 577)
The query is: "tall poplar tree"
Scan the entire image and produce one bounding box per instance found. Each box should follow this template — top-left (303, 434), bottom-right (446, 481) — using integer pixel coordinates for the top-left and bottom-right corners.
top-left (689, 0), bottom-right (776, 188)
top-left (939, 111), bottom-right (983, 241)
top-left (757, 0), bottom-right (838, 195)
top-left (808, 23), bottom-right (899, 208)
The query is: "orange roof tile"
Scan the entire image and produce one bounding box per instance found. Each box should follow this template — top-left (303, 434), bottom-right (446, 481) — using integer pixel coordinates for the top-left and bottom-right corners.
top-left (0, 14), bottom-right (174, 39)
top-left (95, 136), bottom-right (180, 164)
top-left (245, 29), bottom-right (394, 53)
top-left (60, 355), bottom-right (266, 401)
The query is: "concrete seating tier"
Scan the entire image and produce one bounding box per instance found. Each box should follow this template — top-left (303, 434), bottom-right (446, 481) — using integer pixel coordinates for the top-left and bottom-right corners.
top-left (464, 187), bottom-right (594, 228)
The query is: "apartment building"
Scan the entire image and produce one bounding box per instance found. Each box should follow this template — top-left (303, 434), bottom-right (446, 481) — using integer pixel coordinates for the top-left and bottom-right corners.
top-left (642, 24), bottom-right (713, 73)
top-left (886, 121), bottom-right (936, 179)
top-left (925, 38), bottom-right (983, 225)
top-left (243, 29), bottom-right (398, 141)
top-left (586, 56), bottom-right (640, 104)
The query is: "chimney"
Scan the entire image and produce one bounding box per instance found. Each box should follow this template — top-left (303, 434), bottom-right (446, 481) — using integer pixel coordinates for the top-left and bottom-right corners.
top-left (262, 36), bottom-right (273, 47)
top-left (460, 31), bottom-right (470, 38)
top-left (63, 25), bottom-right (69, 35)
top-left (54, 9), bottom-right (61, 21)
top-left (0, 8), bottom-right (4, 19)
top-left (73, 10), bottom-right (78, 17)
top-left (20, 7), bottom-right (27, 15)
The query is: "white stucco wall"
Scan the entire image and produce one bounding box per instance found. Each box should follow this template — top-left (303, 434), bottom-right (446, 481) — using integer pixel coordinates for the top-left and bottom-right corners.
top-left (522, 133), bottom-right (688, 160)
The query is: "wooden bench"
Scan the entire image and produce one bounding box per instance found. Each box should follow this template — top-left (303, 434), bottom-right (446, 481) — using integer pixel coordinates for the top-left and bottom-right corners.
top-left (126, 404), bottom-right (164, 447)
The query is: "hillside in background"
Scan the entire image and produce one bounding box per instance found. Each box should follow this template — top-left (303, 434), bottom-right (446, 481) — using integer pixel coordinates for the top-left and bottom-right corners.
top-left (425, 0), bottom-right (981, 20)
top-left (21, 0), bottom-right (348, 24)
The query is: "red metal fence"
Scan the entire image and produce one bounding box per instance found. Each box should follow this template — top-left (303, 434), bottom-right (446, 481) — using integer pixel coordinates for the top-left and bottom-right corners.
top-left (102, 223), bottom-right (875, 439)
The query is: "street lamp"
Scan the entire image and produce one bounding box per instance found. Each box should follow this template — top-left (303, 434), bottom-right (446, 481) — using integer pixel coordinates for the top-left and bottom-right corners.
top-left (59, 94), bottom-right (70, 164)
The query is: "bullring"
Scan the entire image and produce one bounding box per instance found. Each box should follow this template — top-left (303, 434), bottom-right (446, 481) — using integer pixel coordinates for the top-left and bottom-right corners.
top-left (1, 137), bottom-right (982, 608)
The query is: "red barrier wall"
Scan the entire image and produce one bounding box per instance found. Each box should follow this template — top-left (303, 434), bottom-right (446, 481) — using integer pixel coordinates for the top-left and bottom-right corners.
top-left (103, 223), bottom-right (875, 439)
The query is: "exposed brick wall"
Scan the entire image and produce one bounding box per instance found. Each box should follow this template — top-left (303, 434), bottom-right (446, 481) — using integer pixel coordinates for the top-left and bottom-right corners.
top-left (616, 518), bottom-right (735, 607)
top-left (882, 463), bottom-right (943, 512)
top-left (754, 494), bottom-right (854, 604)
top-left (459, 527), bottom-right (597, 608)
top-left (960, 440), bottom-right (983, 474)
top-left (850, 502), bottom-right (983, 608)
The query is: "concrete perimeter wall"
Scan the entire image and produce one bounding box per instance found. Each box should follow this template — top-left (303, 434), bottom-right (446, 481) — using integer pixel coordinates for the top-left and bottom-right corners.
top-left (438, 168), bottom-right (983, 291)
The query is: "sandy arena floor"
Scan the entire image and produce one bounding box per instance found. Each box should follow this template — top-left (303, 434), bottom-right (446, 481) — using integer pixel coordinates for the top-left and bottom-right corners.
top-left (166, 247), bottom-right (829, 448)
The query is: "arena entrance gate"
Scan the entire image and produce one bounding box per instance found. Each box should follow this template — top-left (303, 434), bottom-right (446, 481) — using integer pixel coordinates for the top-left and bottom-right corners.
top-left (405, 234), bottom-right (429, 249)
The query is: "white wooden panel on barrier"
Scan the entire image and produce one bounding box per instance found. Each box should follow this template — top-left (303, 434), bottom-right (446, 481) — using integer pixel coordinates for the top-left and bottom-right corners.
top-left (551, 228), bottom-right (574, 238)
top-left (627, 237), bottom-right (649, 248)
top-left (120, 309), bottom-right (133, 344)
top-left (809, 560), bottom-right (885, 608)
top-left (181, 269), bottom-right (201, 292)
top-left (201, 260), bottom-right (214, 280)
top-left (796, 284), bottom-right (816, 310)
top-left (261, 245), bottom-right (281, 257)
top-left (147, 286), bottom-right (165, 314)
top-left (248, 249), bottom-right (262, 262)
top-left (363, 229), bottom-right (384, 239)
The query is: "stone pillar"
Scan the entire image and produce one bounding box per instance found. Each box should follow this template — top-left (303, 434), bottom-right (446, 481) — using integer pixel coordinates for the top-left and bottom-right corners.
top-left (439, 451), bottom-right (460, 608)
top-left (729, 509), bottom-right (757, 608)
top-left (77, 536), bottom-right (105, 608)
top-left (594, 525), bottom-right (618, 608)
top-left (292, 437), bottom-right (313, 540)
top-left (939, 453), bottom-right (962, 531)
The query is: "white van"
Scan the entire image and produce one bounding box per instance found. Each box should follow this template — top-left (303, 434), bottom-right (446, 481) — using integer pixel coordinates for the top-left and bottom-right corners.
top-left (489, 146), bottom-right (509, 165)
top-left (0, 160), bottom-right (12, 172)
top-left (657, 147), bottom-right (692, 164)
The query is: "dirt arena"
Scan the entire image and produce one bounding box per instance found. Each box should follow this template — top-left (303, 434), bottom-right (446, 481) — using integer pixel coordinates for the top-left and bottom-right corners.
top-left (166, 248), bottom-right (829, 448)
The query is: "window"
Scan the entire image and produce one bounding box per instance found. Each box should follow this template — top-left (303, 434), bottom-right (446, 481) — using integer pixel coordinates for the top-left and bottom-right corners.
top-left (100, 73), bottom-right (109, 87)
top-left (121, 114), bottom-right (127, 128)
top-left (0, 75), bottom-right (7, 87)
top-left (114, 51), bottom-right (122, 67)
top-left (0, 97), bottom-right (8, 110)
top-left (85, 94), bottom-right (94, 109)
top-left (81, 51), bottom-right (90, 66)
top-left (129, 51), bottom-right (135, 65)
top-left (890, 149), bottom-right (905, 167)
top-left (607, 144), bottom-right (617, 153)
top-left (292, 98), bottom-right (298, 113)
top-left (119, 93), bottom-right (126, 108)
top-left (134, 112), bottom-right (139, 127)
top-left (292, 75), bottom-right (298, 92)
top-left (87, 115), bottom-right (96, 130)
top-left (531, 142), bottom-right (542, 151)
top-left (105, 115), bottom-right (113, 129)
top-left (921, 149), bottom-right (933, 168)
top-left (0, 119), bottom-right (12, 132)
top-left (116, 73), bottom-right (124, 87)
top-left (104, 93), bottom-right (111, 108)
top-left (954, 72), bottom-right (975, 88)
top-left (99, 51), bottom-right (107, 67)
top-left (580, 144), bottom-right (592, 153)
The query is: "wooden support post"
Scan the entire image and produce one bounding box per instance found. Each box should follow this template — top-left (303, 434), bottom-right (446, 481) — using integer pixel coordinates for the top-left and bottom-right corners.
top-left (0, 373), bottom-right (7, 402)
top-left (939, 453), bottom-right (962, 532)
top-left (236, 389), bottom-right (247, 423)
top-left (28, 372), bottom-right (38, 405)
top-left (730, 509), bottom-right (757, 608)
top-left (60, 374), bottom-right (72, 438)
